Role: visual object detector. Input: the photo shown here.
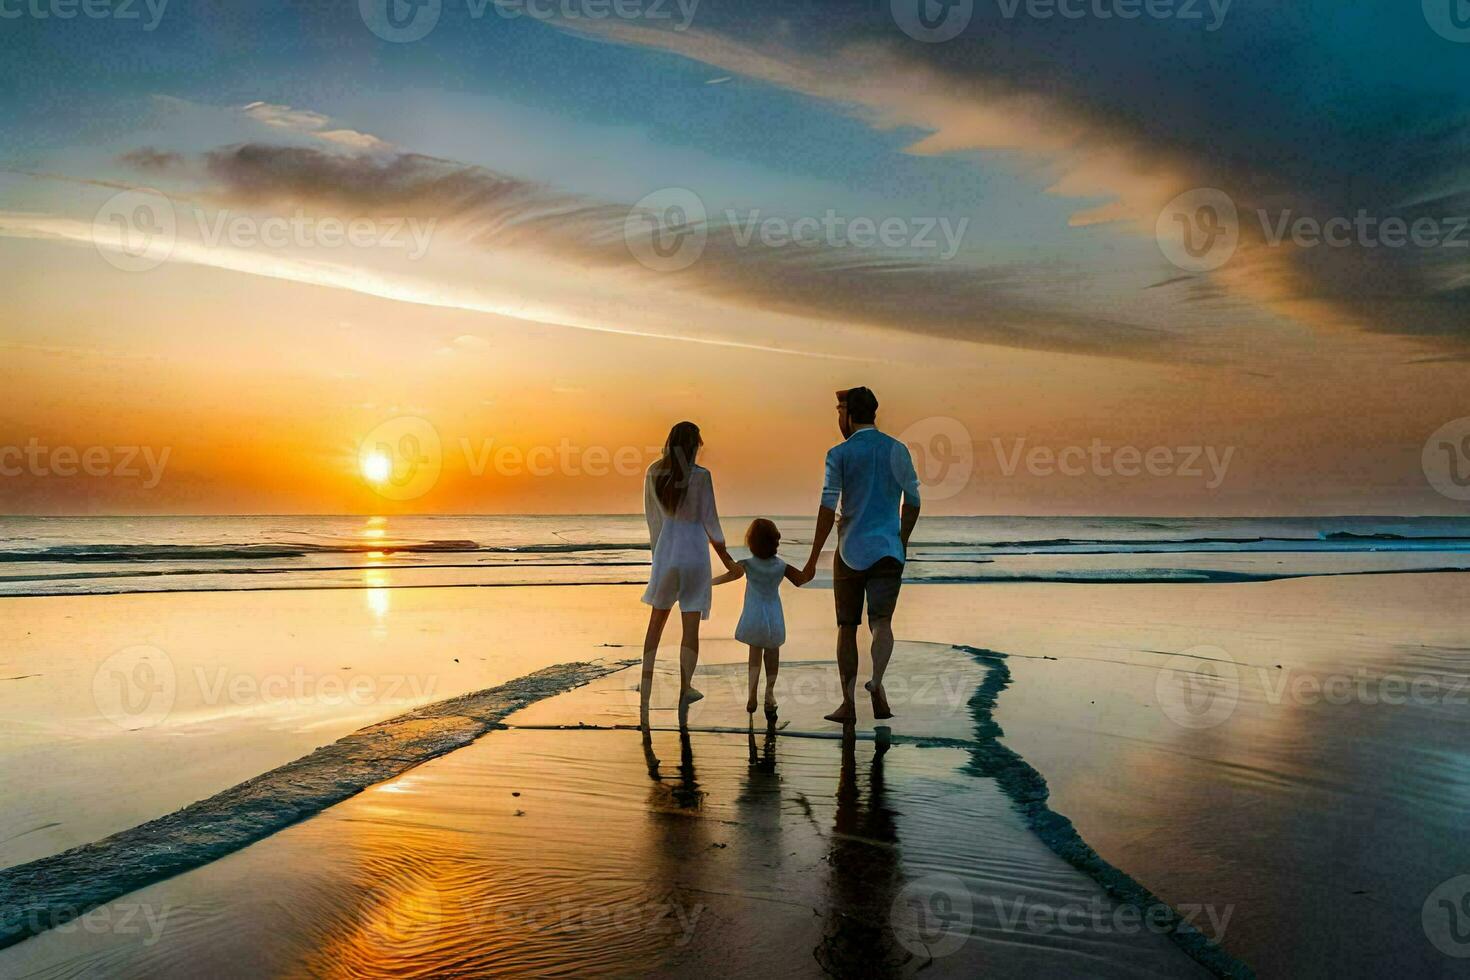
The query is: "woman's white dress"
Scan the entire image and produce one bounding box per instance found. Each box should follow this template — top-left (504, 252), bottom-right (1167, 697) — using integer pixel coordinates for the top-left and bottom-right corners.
top-left (642, 464), bottom-right (724, 619)
top-left (734, 555), bottom-right (787, 648)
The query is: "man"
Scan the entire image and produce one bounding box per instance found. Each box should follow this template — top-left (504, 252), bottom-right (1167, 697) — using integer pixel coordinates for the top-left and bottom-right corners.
top-left (802, 387), bottom-right (922, 724)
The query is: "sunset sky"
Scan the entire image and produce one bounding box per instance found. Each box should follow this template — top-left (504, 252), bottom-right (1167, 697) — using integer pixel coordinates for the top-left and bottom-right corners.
top-left (3, 0), bottom-right (1469, 515)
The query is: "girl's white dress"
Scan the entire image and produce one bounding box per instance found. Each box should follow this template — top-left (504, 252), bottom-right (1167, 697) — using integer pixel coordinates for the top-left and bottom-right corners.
top-left (642, 464), bottom-right (724, 619)
top-left (735, 555), bottom-right (787, 648)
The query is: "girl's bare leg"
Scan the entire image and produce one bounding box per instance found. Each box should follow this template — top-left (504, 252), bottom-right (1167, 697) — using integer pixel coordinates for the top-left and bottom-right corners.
top-left (746, 645), bottom-right (762, 713)
top-left (763, 647), bottom-right (780, 713)
top-left (678, 611), bottom-right (703, 723)
top-left (641, 607), bottom-right (672, 724)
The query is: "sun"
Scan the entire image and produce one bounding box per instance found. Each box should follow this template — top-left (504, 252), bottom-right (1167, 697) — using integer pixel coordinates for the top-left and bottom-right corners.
top-left (361, 452), bottom-right (392, 484)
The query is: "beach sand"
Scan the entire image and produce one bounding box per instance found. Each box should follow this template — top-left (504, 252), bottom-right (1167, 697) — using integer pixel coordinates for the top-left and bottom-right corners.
top-left (0, 643), bottom-right (1214, 978)
top-left (3, 573), bottom-right (1469, 976)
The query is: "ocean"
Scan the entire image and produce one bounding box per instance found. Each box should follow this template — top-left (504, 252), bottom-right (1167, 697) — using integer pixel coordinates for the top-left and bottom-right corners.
top-left (3, 514), bottom-right (1470, 597)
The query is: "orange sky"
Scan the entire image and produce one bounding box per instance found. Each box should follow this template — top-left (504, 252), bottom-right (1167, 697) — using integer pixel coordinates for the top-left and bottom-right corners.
top-left (4, 233), bottom-right (1467, 516)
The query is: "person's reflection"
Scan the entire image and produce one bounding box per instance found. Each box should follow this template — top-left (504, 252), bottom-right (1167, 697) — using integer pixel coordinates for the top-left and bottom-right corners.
top-left (816, 727), bottom-right (904, 976)
top-left (642, 726), bottom-right (704, 812)
top-left (736, 718), bottom-right (783, 879)
top-left (638, 727), bottom-right (709, 963)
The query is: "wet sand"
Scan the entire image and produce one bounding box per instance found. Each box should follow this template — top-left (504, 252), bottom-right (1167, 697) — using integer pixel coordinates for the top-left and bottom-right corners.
top-left (0, 645), bottom-right (1214, 978)
top-left (4, 574), bottom-right (1468, 975)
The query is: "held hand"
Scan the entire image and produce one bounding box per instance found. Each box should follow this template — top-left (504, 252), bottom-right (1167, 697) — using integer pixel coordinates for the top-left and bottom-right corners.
top-left (800, 558), bottom-right (817, 585)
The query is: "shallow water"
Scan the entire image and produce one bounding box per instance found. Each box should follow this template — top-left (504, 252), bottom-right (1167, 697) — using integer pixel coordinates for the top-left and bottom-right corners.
top-left (0, 648), bottom-right (1213, 978)
top-left (4, 514), bottom-right (1469, 596)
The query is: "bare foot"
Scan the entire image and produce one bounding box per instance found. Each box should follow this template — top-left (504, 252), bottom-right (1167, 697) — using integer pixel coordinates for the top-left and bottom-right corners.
top-left (865, 681), bottom-right (894, 720)
top-left (682, 688), bottom-right (705, 706)
top-left (824, 702), bottom-right (856, 724)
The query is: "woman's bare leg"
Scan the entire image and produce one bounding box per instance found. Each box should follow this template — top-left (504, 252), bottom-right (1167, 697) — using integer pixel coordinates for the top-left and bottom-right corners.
top-left (641, 606), bottom-right (672, 724)
top-left (678, 611), bottom-right (703, 722)
top-left (746, 644), bottom-right (762, 713)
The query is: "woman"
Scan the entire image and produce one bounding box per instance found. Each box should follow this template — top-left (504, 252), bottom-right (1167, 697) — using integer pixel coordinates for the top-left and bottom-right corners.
top-left (641, 421), bottom-right (734, 721)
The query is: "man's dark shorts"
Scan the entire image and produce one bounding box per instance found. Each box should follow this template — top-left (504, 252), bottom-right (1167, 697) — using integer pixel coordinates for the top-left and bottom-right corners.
top-left (834, 554), bottom-right (904, 626)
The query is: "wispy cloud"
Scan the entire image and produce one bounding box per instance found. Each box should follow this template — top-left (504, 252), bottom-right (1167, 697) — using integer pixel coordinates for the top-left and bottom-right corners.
top-left (556, 10), bottom-right (1470, 350)
top-left (135, 141), bottom-right (1179, 358)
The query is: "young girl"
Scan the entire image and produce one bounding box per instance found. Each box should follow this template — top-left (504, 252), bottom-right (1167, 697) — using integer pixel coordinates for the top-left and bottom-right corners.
top-left (713, 518), bottom-right (807, 719)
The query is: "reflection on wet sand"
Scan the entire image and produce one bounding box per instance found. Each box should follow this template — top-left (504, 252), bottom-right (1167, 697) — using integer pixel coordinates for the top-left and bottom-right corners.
top-left (817, 728), bottom-right (904, 976)
top-left (0, 647), bottom-right (1217, 979)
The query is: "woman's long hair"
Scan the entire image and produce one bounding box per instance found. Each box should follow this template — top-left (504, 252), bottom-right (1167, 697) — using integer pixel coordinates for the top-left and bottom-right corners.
top-left (652, 421), bottom-right (702, 514)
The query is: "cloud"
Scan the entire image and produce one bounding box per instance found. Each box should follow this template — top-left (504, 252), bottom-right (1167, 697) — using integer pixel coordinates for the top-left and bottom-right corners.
top-left (554, 6), bottom-right (1470, 349)
top-left (176, 141), bottom-right (1176, 358)
top-left (116, 148), bottom-right (185, 172)
top-left (241, 101), bottom-right (393, 152)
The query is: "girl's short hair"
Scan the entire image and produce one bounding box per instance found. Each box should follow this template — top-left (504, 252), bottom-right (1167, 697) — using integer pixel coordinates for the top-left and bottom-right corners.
top-left (745, 518), bottom-right (781, 560)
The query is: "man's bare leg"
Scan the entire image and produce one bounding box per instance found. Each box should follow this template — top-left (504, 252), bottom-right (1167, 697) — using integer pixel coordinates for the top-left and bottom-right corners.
top-left (825, 624), bottom-right (860, 723)
top-left (865, 615), bottom-right (895, 720)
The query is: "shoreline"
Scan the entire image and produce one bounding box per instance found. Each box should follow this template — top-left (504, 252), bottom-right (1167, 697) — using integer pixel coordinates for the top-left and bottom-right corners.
top-left (1, 643), bottom-right (1254, 978)
top-left (0, 660), bottom-right (630, 951)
